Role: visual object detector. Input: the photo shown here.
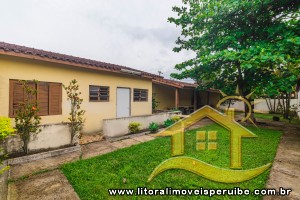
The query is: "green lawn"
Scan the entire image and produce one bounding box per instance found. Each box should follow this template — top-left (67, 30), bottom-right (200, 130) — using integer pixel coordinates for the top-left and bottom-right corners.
top-left (254, 113), bottom-right (300, 124)
top-left (61, 124), bottom-right (282, 200)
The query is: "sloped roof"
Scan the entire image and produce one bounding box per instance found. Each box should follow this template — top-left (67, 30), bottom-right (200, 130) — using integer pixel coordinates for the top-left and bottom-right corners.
top-left (0, 42), bottom-right (162, 79)
top-left (153, 78), bottom-right (198, 88)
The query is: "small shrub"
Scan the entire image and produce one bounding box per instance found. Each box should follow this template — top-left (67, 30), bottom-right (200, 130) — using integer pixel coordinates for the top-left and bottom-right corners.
top-left (152, 95), bottom-right (160, 112)
top-left (163, 119), bottom-right (174, 127)
top-left (63, 79), bottom-right (86, 144)
top-left (272, 116), bottom-right (280, 121)
top-left (171, 116), bottom-right (181, 122)
top-left (0, 116), bottom-right (15, 175)
top-left (148, 122), bottom-right (159, 133)
top-left (0, 117), bottom-right (15, 141)
top-left (15, 80), bottom-right (41, 154)
top-left (128, 122), bottom-right (141, 134)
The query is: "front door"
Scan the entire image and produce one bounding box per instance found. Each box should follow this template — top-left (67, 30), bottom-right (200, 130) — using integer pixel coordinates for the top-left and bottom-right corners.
top-left (117, 88), bottom-right (130, 118)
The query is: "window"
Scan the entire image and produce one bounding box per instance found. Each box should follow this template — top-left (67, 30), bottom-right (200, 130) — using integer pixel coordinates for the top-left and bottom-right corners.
top-left (9, 80), bottom-right (62, 117)
top-left (89, 85), bottom-right (109, 102)
top-left (133, 89), bottom-right (148, 102)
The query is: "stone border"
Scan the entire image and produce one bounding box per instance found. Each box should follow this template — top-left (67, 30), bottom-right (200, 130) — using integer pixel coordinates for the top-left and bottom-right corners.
top-left (0, 161), bottom-right (8, 200)
top-left (7, 145), bottom-right (81, 166)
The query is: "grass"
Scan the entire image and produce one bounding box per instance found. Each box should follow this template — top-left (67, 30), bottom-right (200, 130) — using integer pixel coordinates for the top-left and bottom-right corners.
top-left (254, 113), bottom-right (300, 124)
top-left (61, 124), bottom-right (282, 200)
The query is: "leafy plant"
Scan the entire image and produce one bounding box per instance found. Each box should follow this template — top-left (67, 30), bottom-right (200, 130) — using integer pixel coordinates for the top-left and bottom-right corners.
top-left (128, 122), bottom-right (141, 134)
top-left (0, 117), bottom-right (15, 174)
top-left (63, 79), bottom-right (86, 144)
top-left (163, 119), bottom-right (174, 128)
top-left (169, 0), bottom-right (299, 110)
top-left (171, 116), bottom-right (181, 122)
top-left (15, 80), bottom-right (41, 154)
top-left (148, 122), bottom-right (159, 133)
top-left (0, 117), bottom-right (15, 141)
top-left (152, 95), bottom-right (160, 112)
top-left (288, 104), bottom-right (298, 123)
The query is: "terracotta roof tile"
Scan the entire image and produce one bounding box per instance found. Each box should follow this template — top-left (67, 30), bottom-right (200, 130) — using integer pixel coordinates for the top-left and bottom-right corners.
top-left (153, 78), bottom-right (197, 88)
top-left (0, 42), bottom-right (162, 79)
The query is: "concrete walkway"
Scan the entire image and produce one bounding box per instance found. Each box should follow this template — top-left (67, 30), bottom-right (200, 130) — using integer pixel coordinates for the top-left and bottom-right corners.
top-left (262, 123), bottom-right (300, 200)
top-left (7, 134), bottom-right (155, 200)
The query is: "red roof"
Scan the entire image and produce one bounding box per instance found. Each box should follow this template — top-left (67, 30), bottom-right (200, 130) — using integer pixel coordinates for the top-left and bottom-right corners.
top-left (0, 42), bottom-right (162, 79)
top-left (153, 78), bottom-right (197, 88)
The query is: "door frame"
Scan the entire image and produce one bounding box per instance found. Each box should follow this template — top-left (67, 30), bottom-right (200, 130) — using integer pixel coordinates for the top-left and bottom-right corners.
top-left (116, 87), bottom-right (131, 118)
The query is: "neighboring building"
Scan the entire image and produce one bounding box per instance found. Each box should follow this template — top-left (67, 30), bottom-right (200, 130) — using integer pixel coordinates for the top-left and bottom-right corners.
top-left (0, 42), bottom-right (220, 135)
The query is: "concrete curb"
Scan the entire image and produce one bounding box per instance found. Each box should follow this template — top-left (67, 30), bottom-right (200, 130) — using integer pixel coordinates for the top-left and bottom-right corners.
top-left (0, 161), bottom-right (8, 200)
top-left (7, 145), bottom-right (81, 166)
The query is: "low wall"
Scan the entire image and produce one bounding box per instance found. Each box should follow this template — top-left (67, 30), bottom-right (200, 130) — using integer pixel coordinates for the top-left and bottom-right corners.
top-left (0, 162), bottom-right (8, 200)
top-left (103, 112), bottom-right (180, 138)
top-left (3, 123), bottom-right (72, 154)
top-left (220, 99), bottom-right (298, 113)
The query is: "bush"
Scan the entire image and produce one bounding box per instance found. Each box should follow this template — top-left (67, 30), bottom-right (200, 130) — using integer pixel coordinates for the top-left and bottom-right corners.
top-left (171, 116), bottom-right (181, 122)
top-left (152, 95), bottom-right (160, 112)
top-left (163, 115), bottom-right (181, 128)
top-left (15, 80), bottom-right (41, 154)
top-left (128, 122), bottom-right (141, 134)
top-left (148, 122), bottom-right (159, 133)
top-left (0, 116), bottom-right (15, 175)
top-left (0, 117), bottom-right (15, 141)
top-left (63, 79), bottom-right (86, 144)
top-left (163, 119), bottom-right (175, 127)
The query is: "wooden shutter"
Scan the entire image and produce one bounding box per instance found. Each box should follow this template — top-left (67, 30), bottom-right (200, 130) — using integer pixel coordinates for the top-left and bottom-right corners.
top-left (49, 83), bottom-right (62, 115)
top-left (37, 82), bottom-right (49, 115)
top-left (10, 80), bottom-right (25, 117)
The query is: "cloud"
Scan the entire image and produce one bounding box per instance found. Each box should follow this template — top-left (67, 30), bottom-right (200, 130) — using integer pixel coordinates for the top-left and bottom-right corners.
top-left (0, 0), bottom-right (195, 80)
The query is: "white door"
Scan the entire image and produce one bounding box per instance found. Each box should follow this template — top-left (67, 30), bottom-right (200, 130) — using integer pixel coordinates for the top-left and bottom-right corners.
top-left (117, 88), bottom-right (131, 118)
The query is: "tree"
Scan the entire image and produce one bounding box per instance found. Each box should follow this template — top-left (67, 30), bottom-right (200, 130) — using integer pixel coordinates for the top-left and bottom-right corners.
top-left (15, 80), bottom-right (41, 154)
top-left (63, 79), bottom-right (85, 144)
top-left (258, 65), bottom-right (298, 118)
top-left (169, 0), bottom-right (300, 102)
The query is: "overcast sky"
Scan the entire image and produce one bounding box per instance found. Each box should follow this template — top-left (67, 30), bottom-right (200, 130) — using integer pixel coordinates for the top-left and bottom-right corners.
top-left (0, 0), bottom-right (194, 81)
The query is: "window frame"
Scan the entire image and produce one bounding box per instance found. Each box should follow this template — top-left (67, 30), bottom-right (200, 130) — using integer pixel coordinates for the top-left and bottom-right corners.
top-left (89, 85), bottom-right (110, 102)
top-left (9, 79), bottom-right (62, 117)
top-left (133, 88), bottom-right (148, 102)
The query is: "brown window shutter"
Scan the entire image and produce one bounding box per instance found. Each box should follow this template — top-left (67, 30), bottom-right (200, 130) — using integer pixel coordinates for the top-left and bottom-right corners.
top-left (37, 82), bottom-right (49, 115)
top-left (49, 83), bottom-right (62, 115)
top-left (10, 80), bottom-right (25, 117)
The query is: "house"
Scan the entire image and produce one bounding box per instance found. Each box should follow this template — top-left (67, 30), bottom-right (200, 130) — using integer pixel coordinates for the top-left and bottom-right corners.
top-left (152, 78), bottom-right (221, 114)
top-left (0, 42), bottom-right (220, 136)
top-left (0, 42), bottom-right (162, 135)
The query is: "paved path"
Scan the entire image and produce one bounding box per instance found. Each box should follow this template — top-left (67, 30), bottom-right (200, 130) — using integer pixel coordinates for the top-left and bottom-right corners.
top-left (7, 134), bottom-right (155, 200)
top-left (262, 123), bottom-right (300, 200)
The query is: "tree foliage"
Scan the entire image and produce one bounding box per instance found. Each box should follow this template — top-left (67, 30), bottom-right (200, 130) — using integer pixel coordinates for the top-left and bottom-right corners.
top-left (63, 79), bottom-right (85, 144)
top-left (169, 0), bottom-right (300, 97)
top-left (15, 80), bottom-right (41, 154)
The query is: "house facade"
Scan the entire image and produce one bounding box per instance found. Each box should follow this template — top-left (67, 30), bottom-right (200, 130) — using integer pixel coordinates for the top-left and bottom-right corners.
top-left (0, 42), bottom-right (220, 136)
top-left (0, 42), bottom-right (159, 134)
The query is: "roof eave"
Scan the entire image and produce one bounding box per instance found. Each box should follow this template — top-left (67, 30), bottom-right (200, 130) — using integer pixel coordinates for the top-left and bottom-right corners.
top-left (0, 50), bottom-right (154, 79)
